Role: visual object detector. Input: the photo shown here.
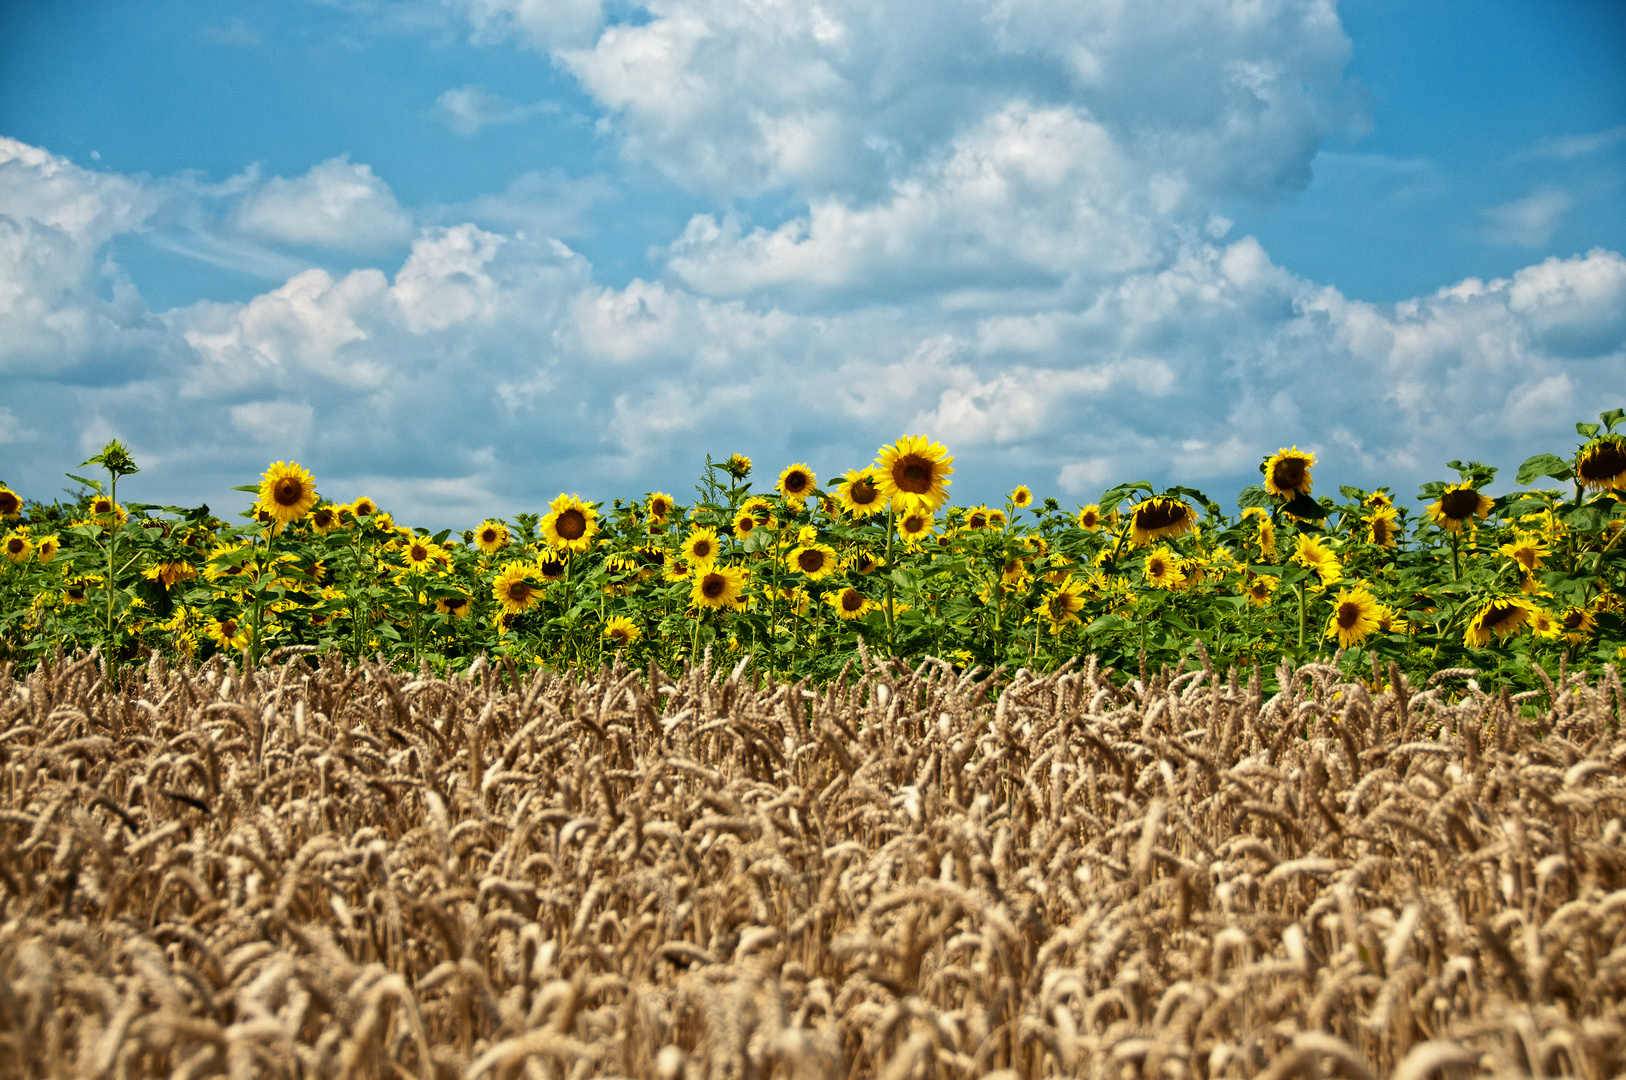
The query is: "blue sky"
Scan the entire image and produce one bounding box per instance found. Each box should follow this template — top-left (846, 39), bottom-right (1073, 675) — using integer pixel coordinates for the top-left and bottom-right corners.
top-left (2, 0), bottom-right (1623, 527)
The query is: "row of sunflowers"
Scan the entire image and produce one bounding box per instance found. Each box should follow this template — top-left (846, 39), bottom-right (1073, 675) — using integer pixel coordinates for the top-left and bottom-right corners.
top-left (2, 416), bottom-right (1624, 691)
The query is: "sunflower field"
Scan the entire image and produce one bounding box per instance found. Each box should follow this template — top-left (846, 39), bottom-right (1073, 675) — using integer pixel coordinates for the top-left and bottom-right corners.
top-left (2, 413), bottom-right (1625, 692)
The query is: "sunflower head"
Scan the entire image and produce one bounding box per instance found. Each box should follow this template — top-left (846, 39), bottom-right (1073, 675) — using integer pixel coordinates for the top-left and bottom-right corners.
top-left (1325, 586), bottom-right (1383, 650)
top-left (542, 494), bottom-right (599, 552)
top-left (492, 563), bottom-right (543, 613)
top-left (258, 461), bottom-right (318, 526)
top-left (777, 463), bottom-right (817, 503)
top-left (309, 505), bottom-right (340, 533)
top-left (1143, 546), bottom-right (1186, 590)
top-left (604, 616), bottom-right (641, 648)
top-left (475, 520), bottom-right (510, 554)
top-left (1426, 483), bottom-right (1494, 533)
top-left (874, 435), bottom-right (954, 512)
top-left (647, 492), bottom-right (676, 520)
top-left (965, 506), bottom-right (990, 531)
top-left (34, 535), bottom-right (59, 563)
top-left (1128, 496), bottom-right (1194, 546)
top-left (692, 565), bottom-right (748, 609)
top-left (851, 549), bottom-right (882, 575)
top-left (1368, 507), bottom-right (1399, 548)
top-left (789, 543), bottom-right (836, 580)
top-left (897, 509), bottom-right (935, 546)
top-left (1241, 573), bottom-right (1276, 606)
top-left (724, 454), bottom-right (753, 479)
top-left (1464, 595), bottom-right (1538, 647)
top-left (0, 486), bottom-right (21, 519)
top-left (436, 595), bottom-right (472, 620)
top-left (1262, 447), bottom-right (1316, 499)
top-left (351, 497), bottom-right (379, 518)
top-left (828, 587), bottom-right (875, 621)
top-left (836, 469), bottom-right (886, 518)
top-left (536, 554), bottom-right (568, 582)
top-left (1576, 434), bottom-right (1626, 491)
top-left (1011, 485), bottom-right (1033, 509)
top-left (1076, 504), bottom-right (1103, 530)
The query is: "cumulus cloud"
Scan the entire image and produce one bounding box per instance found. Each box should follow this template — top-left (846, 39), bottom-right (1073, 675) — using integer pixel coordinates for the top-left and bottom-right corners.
top-left (234, 156), bottom-right (413, 251)
top-left (431, 85), bottom-right (555, 135)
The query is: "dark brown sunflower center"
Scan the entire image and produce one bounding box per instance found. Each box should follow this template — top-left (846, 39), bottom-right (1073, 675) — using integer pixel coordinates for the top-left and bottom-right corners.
top-left (969, 513), bottom-right (987, 528)
top-left (652, 500), bottom-right (671, 516)
top-left (1482, 603), bottom-right (1521, 630)
top-left (481, 528), bottom-right (498, 543)
top-left (797, 550), bottom-right (825, 573)
top-left (410, 544), bottom-right (429, 560)
top-left (857, 556), bottom-right (876, 573)
top-left (539, 558), bottom-right (565, 577)
top-left (1337, 603), bottom-right (1362, 630)
top-left (611, 628), bottom-right (630, 643)
top-left (67, 586), bottom-right (85, 600)
top-left (1439, 489), bottom-right (1482, 520)
top-left (556, 509), bottom-right (587, 540)
top-left (6, 539), bottom-right (23, 554)
top-left (1080, 512), bottom-right (1097, 527)
top-left (1563, 610), bottom-right (1586, 629)
top-left (94, 499), bottom-right (112, 513)
top-left (851, 480), bottom-right (878, 505)
top-left (273, 478), bottom-right (305, 507)
top-left (507, 581), bottom-right (533, 601)
top-left (0, 492), bottom-right (19, 515)
top-left (736, 518), bottom-right (754, 534)
top-left (902, 516), bottom-right (926, 533)
top-left (701, 574), bottom-right (726, 599)
top-left (1148, 558), bottom-right (1167, 576)
top-left (221, 619), bottom-right (238, 636)
top-left (1136, 502), bottom-right (1186, 530)
top-left (841, 590), bottom-right (864, 612)
top-left (1579, 443), bottom-right (1626, 481)
top-left (445, 598), bottom-right (466, 610)
top-left (313, 509), bottom-right (334, 527)
top-left (896, 459), bottom-right (932, 494)
top-left (784, 472), bottom-right (810, 495)
top-left (1372, 518), bottom-right (1391, 543)
top-left (1272, 458), bottom-right (1307, 491)
top-left (693, 539), bottom-right (713, 558)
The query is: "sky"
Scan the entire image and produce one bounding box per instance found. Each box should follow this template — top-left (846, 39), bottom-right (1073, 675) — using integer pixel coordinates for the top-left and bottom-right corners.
top-left (2, 0), bottom-right (1623, 529)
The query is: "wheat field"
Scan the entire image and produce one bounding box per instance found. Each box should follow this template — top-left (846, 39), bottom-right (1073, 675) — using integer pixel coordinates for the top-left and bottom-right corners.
top-left (2, 646), bottom-right (1624, 1079)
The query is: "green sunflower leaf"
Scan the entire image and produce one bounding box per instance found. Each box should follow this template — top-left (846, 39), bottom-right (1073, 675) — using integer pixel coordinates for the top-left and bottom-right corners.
top-left (1515, 453), bottom-right (1573, 485)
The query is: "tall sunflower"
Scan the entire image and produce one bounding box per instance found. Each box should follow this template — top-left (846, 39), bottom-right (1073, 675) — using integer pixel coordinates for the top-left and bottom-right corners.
top-left (258, 462), bottom-right (318, 527)
top-left (1128, 497), bottom-right (1195, 546)
top-left (897, 509), bottom-right (935, 546)
top-left (492, 563), bottom-right (543, 614)
top-left (964, 506), bottom-right (991, 531)
top-left (474, 520), bottom-right (510, 554)
top-left (536, 553), bottom-right (568, 582)
top-left (1076, 504), bottom-right (1104, 531)
top-left (788, 542), bottom-right (837, 581)
top-left (1367, 507), bottom-right (1399, 548)
top-left (1576, 434), bottom-right (1626, 491)
top-left (874, 435), bottom-right (954, 511)
top-left (351, 496), bottom-right (379, 518)
top-left (1324, 586), bottom-right (1383, 649)
top-left (1426, 483), bottom-right (1493, 533)
top-left (3, 534), bottom-right (31, 563)
top-left (541, 494), bottom-right (598, 552)
top-left (834, 469), bottom-right (886, 518)
top-left (1464, 595), bottom-right (1538, 646)
top-left (647, 492), bottom-right (676, 520)
top-left (724, 454), bottom-right (753, 478)
top-left (1041, 578), bottom-right (1086, 630)
top-left (777, 463), bottom-right (817, 504)
top-left (1262, 447), bottom-right (1316, 499)
top-left (309, 505), bottom-right (341, 533)
top-left (692, 565), bottom-right (748, 609)
top-left (1010, 485), bottom-right (1033, 509)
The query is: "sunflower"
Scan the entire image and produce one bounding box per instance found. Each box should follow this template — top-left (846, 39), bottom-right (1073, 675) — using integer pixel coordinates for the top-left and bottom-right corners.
top-left (1498, 532), bottom-right (1548, 574)
top-left (777, 463), bottom-right (817, 504)
top-left (1366, 490), bottom-right (1394, 510)
top-left (1041, 578), bottom-right (1086, 630)
top-left (1325, 586), bottom-right (1383, 650)
top-left (475, 520), bottom-right (510, 554)
top-left (1368, 508), bottom-right (1399, 548)
top-left (34, 534), bottom-right (59, 563)
top-left (742, 497), bottom-right (776, 526)
top-left (664, 557), bottom-right (692, 582)
top-left (964, 506), bottom-right (991, 531)
top-left (1011, 485), bottom-right (1033, 509)
top-left (1143, 546), bottom-right (1186, 589)
top-left (1530, 608), bottom-right (1562, 641)
top-left (647, 492), bottom-right (676, 521)
top-left (827, 586), bottom-right (876, 621)
top-left (682, 527), bottom-right (723, 567)
top-left (141, 561), bottom-right (196, 587)
top-left (1076, 504), bottom-right (1104, 531)
top-left (351, 496), bottom-right (379, 518)
top-left (1426, 483), bottom-right (1493, 533)
top-left (535, 553), bottom-right (568, 582)
top-left (1559, 606), bottom-right (1596, 643)
top-left (897, 509), bottom-right (935, 546)
top-left (258, 461), bottom-right (318, 527)
top-left (1292, 532), bottom-right (1342, 587)
top-left (724, 454), bottom-right (753, 478)
top-left (732, 510), bottom-right (759, 541)
top-left (1263, 447), bottom-right (1316, 499)
top-left (492, 611), bottom-right (521, 636)
top-left (492, 563), bottom-right (543, 614)
top-left (436, 594), bottom-right (472, 620)
top-left (1241, 572), bottom-right (1276, 606)
top-left (850, 549), bottom-right (883, 575)
top-left (205, 615), bottom-right (249, 652)
top-left (604, 616), bottom-right (641, 648)
top-left (0, 486), bottom-right (20, 519)
top-left (788, 542), bottom-right (837, 580)
top-left (308, 504), bottom-right (341, 533)
top-left (402, 536), bottom-right (441, 572)
top-left (1463, 595), bottom-right (1538, 646)
top-left (90, 497), bottom-right (126, 526)
top-left (3, 533), bottom-right (30, 563)
top-left (692, 565), bottom-right (748, 609)
top-left (834, 469), bottom-right (886, 518)
top-left (1576, 434), bottom-right (1626, 491)
top-left (63, 577), bottom-right (97, 604)
top-left (1128, 497), bottom-right (1195, 546)
top-left (542, 494), bottom-right (599, 552)
top-left (987, 509), bottom-right (1008, 529)
top-left (874, 435), bottom-right (954, 511)
top-left (1375, 609), bottom-right (1410, 635)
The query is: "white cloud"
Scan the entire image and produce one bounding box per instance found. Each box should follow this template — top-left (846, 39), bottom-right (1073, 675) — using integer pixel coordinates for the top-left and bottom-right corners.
top-left (1519, 124), bottom-right (1626, 161)
top-left (390, 224), bottom-right (506, 333)
top-left (234, 156), bottom-right (413, 251)
top-left (432, 85), bottom-right (555, 135)
top-left (230, 400), bottom-right (315, 449)
top-left (454, 0), bottom-right (606, 51)
top-left (1483, 187), bottom-right (1572, 247)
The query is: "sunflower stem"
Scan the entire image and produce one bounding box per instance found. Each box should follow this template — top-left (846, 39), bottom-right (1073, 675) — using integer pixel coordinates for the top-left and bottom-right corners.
top-left (1450, 532), bottom-right (1461, 581)
top-left (1296, 583), bottom-right (1306, 648)
top-left (884, 505), bottom-right (897, 649)
top-left (105, 471), bottom-right (118, 652)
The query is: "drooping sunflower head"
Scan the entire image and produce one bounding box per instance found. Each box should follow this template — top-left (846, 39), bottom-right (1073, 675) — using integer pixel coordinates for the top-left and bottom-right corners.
top-left (1262, 447), bottom-right (1316, 499)
top-left (874, 435), bottom-right (954, 511)
top-left (683, 527), bottom-right (722, 566)
top-left (1325, 586), bottom-right (1382, 650)
top-left (647, 492), bottom-right (676, 520)
top-left (1368, 507), bottom-right (1399, 548)
top-left (542, 494), bottom-right (599, 552)
top-left (1292, 532), bottom-right (1343, 587)
top-left (1426, 483), bottom-right (1494, 533)
top-left (604, 616), bottom-right (641, 648)
top-left (1576, 434), bottom-right (1626, 491)
top-left (1011, 485), bottom-right (1033, 509)
top-left (0, 486), bottom-right (23, 519)
top-left (1076, 504), bottom-right (1103, 531)
top-left (1128, 496), bottom-right (1194, 546)
top-left (535, 554), bottom-right (568, 582)
top-left (1464, 595), bottom-right (1538, 647)
top-left (777, 463), bottom-right (817, 503)
top-left (692, 564), bottom-right (748, 609)
top-left (835, 468), bottom-right (886, 518)
top-left (258, 461), bottom-right (318, 526)
top-left (1559, 606), bottom-right (1596, 643)
top-left (664, 556), bottom-right (692, 582)
top-left (492, 563), bottom-right (543, 613)
top-left (436, 595), bottom-right (472, 620)
top-left (475, 520), bottom-right (510, 554)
